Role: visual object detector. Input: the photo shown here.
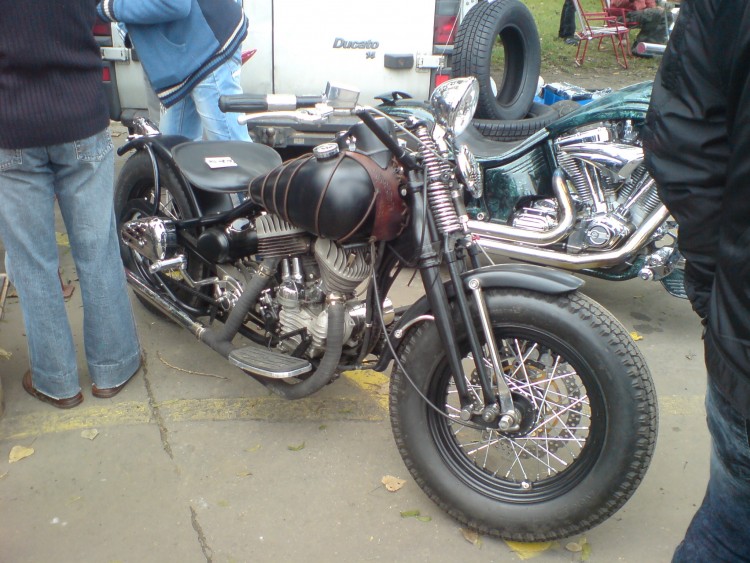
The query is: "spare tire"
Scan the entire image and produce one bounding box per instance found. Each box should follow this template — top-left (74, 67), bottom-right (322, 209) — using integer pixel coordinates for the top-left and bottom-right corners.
top-left (472, 102), bottom-right (558, 141)
top-left (453, 0), bottom-right (541, 121)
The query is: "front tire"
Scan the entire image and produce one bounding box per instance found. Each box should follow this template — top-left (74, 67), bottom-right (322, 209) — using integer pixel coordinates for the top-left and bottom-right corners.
top-left (389, 289), bottom-right (657, 541)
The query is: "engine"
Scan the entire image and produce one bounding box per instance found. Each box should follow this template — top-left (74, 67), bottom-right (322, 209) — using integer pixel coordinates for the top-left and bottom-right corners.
top-left (511, 121), bottom-right (663, 254)
top-left (226, 214), bottom-right (390, 359)
top-left (122, 208), bottom-right (393, 360)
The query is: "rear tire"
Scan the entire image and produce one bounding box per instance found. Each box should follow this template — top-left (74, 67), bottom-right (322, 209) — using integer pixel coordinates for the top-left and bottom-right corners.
top-left (389, 289), bottom-right (657, 541)
top-left (452, 0), bottom-right (541, 121)
top-left (114, 150), bottom-right (208, 315)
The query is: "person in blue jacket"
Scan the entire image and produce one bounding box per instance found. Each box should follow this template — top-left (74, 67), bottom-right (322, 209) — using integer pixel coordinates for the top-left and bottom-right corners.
top-left (97, 0), bottom-right (251, 141)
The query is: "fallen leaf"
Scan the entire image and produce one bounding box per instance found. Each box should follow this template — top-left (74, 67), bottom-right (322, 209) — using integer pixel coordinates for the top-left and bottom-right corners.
top-left (236, 470), bottom-right (253, 478)
top-left (399, 509), bottom-right (431, 522)
top-left (244, 444), bottom-right (261, 453)
top-left (0, 471), bottom-right (8, 479)
top-left (565, 541), bottom-right (583, 553)
top-left (9, 445), bottom-right (34, 463)
top-left (582, 539), bottom-right (592, 561)
top-left (318, 424), bottom-right (327, 431)
top-left (460, 528), bottom-right (482, 547)
top-left (505, 540), bottom-right (554, 560)
top-left (55, 232), bottom-right (70, 247)
top-left (381, 475), bottom-right (406, 492)
top-left (287, 442), bottom-right (305, 451)
top-left (81, 429), bottom-right (99, 440)
top-left (630, 331), bottom-right (644, 341)
top-left (0, 348), bottom-right (12, 360)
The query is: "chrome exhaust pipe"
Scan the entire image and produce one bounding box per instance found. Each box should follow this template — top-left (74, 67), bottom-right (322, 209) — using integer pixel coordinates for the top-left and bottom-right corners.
top-left (126, 269), bottom-right (207, 338)
top-left (636, 42), bottom-right (666, 56)
top-left (474, 205), bottom-right (670, 270)
top-left (467, 168), bottom-right (576, 245)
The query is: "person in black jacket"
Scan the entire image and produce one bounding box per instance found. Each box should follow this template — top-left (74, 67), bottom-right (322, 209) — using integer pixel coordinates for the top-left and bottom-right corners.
top-left (642, 0), bottom-right (750, 560)
top-left (0, 1), bottom-right (141, 408)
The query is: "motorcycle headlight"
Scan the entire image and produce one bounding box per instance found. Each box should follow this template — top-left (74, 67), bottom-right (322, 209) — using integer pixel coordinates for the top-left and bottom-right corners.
top-left (429, 77), bottom-right (479, 136)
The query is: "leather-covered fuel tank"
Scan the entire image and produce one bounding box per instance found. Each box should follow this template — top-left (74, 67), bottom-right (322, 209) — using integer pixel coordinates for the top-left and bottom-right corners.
top-left (248, 146), bottom-right (407, 242)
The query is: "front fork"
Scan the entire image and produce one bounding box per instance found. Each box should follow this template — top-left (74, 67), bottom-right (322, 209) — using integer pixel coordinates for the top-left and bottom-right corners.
top-left (405, 172), bottom-right (520, 431)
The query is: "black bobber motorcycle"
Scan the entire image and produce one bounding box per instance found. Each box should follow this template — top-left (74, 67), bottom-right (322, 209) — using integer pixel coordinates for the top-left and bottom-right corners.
top-left (114, 78), bottom-right (657, 541)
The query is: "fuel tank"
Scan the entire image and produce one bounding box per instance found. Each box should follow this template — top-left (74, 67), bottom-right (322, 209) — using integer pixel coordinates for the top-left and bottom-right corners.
top-left (248, 145), bottom-right (407, 243)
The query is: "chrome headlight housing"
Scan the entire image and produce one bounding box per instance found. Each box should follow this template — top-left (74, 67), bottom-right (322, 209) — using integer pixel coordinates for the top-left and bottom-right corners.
top-left (429, 77), bottom-right (480, 136)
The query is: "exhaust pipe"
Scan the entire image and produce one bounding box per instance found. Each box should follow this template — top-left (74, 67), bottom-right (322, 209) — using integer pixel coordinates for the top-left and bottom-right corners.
top-left (467, 169), bottom-right (576, 245)
top-left (636, 42), bottom-right (666, 56)
top-left (126, 257), bottom-right (279, 357)
top-left (126, 270), bottom-right (206, 337)
top-left (473, 205), bottom-right (670, 270)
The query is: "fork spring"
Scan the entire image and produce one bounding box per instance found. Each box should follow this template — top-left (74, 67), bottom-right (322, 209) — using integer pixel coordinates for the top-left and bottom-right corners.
top-left (415, 126), bottom-right (461, 234)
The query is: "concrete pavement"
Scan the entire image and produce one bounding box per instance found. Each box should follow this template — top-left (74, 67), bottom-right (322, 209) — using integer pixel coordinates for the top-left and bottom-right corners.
top-left (0, 127), bottom-right (709, 562)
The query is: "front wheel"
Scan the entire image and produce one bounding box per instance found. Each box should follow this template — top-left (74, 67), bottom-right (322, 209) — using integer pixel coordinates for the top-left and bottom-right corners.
top-left (389, 289), bottom-right (657, 541)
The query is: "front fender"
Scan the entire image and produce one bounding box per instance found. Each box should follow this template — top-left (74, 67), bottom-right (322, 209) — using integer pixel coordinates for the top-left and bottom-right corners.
top-left (461, 263), bottom-right (583, 294)
top-left (373, 263), bottom-right (583, 371)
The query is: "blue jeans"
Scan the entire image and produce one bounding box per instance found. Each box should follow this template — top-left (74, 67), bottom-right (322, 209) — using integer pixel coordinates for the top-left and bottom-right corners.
top-left (673, 378), bottom-right (750, 562)
top-left (0, 129), bottom-right (141, 399)
top-left (160, 47), bottom-right (251, 142)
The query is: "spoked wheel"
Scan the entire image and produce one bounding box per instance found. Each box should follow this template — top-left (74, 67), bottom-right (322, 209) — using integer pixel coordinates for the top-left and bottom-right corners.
top-left (390, 289), bottom-right (657, 541)
top-left (114, 150), bottom-right (209, 314)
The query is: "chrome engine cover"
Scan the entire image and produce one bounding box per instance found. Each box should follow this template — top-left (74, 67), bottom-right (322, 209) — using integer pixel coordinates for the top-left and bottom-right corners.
top-left (121, 217), bottom-right (178, 263)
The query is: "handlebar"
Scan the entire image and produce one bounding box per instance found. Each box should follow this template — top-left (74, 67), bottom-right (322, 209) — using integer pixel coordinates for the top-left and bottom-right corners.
top-left (218, 93), bottom-right (324, 114)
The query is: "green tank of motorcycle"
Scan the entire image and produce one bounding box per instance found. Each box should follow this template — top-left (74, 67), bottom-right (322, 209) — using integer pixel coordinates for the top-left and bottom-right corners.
top-left (546, 80), bottom-right (653, 134)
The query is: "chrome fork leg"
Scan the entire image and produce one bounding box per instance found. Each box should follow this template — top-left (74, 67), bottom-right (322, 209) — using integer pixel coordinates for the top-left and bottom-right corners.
top-left (467, 278), bottom-right (520, 432)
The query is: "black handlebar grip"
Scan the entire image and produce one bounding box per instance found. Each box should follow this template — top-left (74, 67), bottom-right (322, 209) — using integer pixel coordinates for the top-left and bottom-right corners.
top-left (219, 94), bottom-right (325, 113)
top-left (294, 95), bottom-right (325, 107)
top-left (218, 94), bottom-right (270, 113)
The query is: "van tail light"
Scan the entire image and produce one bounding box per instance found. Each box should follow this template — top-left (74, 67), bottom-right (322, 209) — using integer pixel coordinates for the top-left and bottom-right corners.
top-left (102, 66), bottom-right (111, 82)
top-left (433, 15), bottom-right (458, 45)
top-left (435, 73), bottom-right (450, 87)
top-left (92, 18), bottom-right (111, 37)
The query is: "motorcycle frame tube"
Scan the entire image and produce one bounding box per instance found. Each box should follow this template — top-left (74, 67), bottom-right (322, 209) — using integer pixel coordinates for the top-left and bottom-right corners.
top-left (120, 136), bottom-right (202, 217)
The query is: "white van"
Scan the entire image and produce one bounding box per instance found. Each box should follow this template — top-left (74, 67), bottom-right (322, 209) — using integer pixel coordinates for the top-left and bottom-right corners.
top-left (95, 0), bottom-right (474, 124)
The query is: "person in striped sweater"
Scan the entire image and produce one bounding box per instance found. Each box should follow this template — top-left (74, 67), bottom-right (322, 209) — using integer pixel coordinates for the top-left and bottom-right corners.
top-left (0, 0), bottom-right (142, 408)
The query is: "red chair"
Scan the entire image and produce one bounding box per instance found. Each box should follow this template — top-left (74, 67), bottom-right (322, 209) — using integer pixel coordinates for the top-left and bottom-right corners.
top-left (600, 0), bottom-right (639, 27)
top-left (572, 0), bottom-right (631, 69)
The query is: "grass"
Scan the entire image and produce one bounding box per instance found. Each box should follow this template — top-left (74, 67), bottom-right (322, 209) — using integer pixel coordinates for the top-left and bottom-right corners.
top-left (493, 0), bottom-right (661, 82)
